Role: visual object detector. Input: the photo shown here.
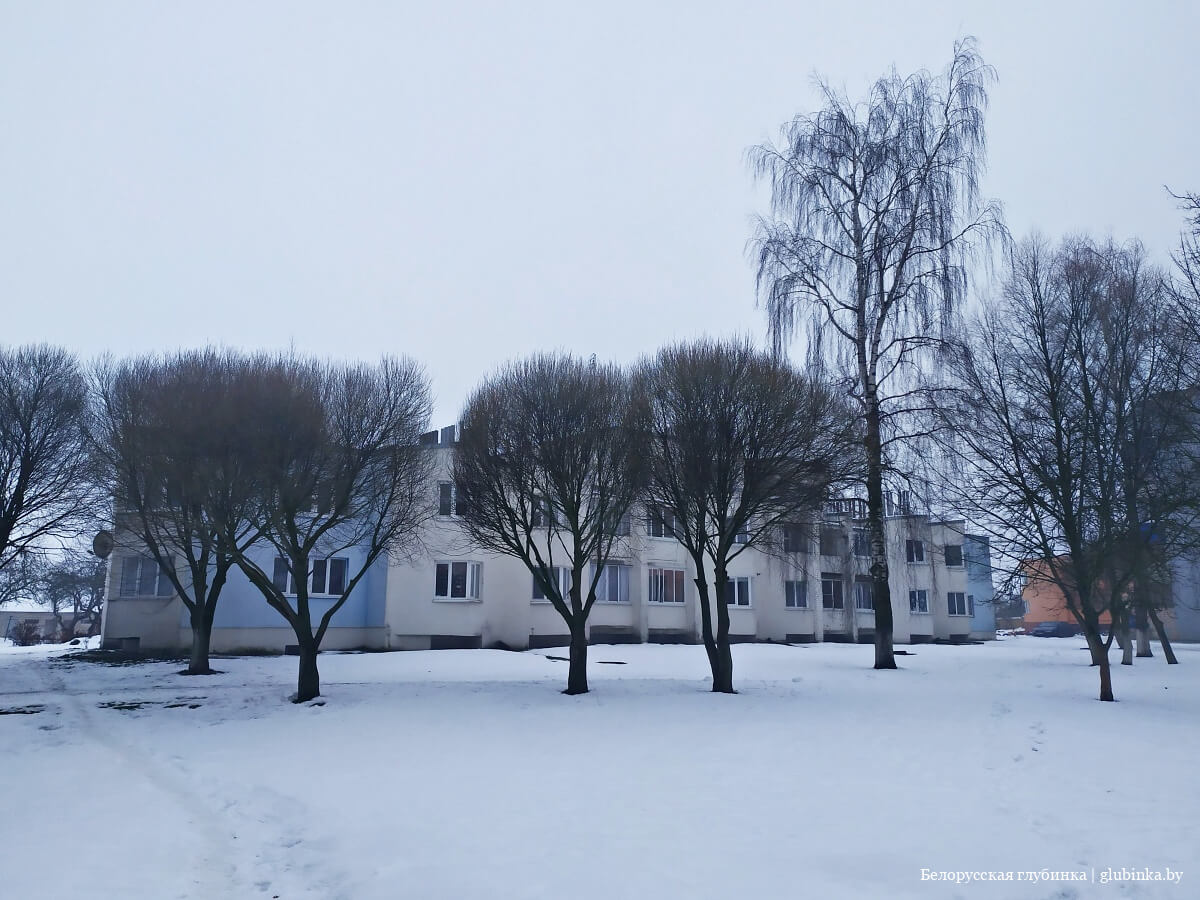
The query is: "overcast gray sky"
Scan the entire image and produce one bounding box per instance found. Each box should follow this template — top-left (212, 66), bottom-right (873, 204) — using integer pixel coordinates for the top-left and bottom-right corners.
top-left (1, 1), bottom-right (1196, 424)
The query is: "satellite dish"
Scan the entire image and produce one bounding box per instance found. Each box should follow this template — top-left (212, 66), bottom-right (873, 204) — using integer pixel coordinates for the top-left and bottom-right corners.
top-left (92, 530), bottom-right (114, 559)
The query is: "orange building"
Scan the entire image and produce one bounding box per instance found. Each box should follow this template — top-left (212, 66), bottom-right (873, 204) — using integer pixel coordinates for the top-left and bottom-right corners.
top-left (1020, 558), bottom-right (1113, 632)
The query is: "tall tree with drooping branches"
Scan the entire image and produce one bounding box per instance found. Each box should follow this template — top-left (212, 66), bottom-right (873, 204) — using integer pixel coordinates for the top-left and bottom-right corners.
top-left (749, 38), bottom-right (1002, 668)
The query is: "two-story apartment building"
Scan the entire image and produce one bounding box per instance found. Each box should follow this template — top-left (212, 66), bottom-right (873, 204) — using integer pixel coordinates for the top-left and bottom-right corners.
top-left (101, 429), bottom-right (996, 652)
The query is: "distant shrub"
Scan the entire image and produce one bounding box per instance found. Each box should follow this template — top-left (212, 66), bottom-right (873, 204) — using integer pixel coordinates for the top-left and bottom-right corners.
top-left (9, 621), bottom-right (43, 646)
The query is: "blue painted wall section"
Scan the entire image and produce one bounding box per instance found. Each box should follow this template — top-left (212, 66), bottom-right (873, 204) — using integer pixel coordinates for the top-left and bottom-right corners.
top-left (964, 534), bottom-right (996, 635)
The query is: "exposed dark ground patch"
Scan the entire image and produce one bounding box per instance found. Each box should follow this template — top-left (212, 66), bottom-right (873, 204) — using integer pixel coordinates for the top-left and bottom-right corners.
top-left (0, 704), bottom-right (46, 715)
top-left (98, 696), bottom-right (205, 711)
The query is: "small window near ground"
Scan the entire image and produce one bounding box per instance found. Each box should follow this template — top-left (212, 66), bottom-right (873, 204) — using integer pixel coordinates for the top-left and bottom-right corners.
top-left (948, 592), bottom-right (968, 616)
top-left (118, 555), bottom-right (175, 598)
top-left (593, 563), bottom-right (630, 603)
top-left (648, 567), bottom-right (686, 603)
top-left (909, 589), bottom-right (929, 613)
top-left (785, 580), bottom-right (807, 608)
top-left (532, 566), bottom-right (570, 602)
top-left (821, 572), bottom-right (844, 609)
top-left (435, 561), bottom-right (481, 600)
top-left (723, 577), bottom-right (751, 607)
top-left (854, 577), bottom-right (874, 611)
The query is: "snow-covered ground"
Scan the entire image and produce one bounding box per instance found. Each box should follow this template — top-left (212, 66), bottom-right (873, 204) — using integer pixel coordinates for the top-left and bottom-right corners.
top-left (0, 637), bottom-right (1194, 899)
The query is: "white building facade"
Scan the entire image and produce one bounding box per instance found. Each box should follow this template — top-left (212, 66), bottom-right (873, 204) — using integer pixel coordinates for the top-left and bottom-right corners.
top-left (101, 434), bottom-right (996, 653)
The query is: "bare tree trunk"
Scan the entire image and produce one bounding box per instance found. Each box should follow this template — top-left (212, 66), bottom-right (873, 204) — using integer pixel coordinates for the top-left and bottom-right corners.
top-left (1082, 620), bottom-right (1116, 700)
top-left (865, 402), bottom-right (896, 670)
top-left (1135, 607), bottom-right (1153, 658)
top-left (693, 573), bottom-right (719, 677)
top-left (294, 633), bottom-right (321, 703)
top-left (1084, 627), bottom-right (1105, 667)
top-left (1148, 608), bottom-right (1178, 664)
top-left (712, 566), bottom-right (734, 694)
top-left (185, 607), bottom-right (215, 675)
top-left (564, 620), bottom-right (589, 695)
top-left (1098, 649), bottom-right (1114, 701)
top-left (1119, 619), bottom-right (1134, 666)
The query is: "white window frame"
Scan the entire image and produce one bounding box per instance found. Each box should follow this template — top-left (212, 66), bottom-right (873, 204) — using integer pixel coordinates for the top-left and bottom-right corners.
top-left (967, 594), bottom-right (976, 617)
top-left (531, 566), bottom-right (571, 603)
top-left (437, 481), bottom-right (461, 517)
top-left (531, 496), bottom-right (555, 529)
top-left (906, 539), bottom-right (926, 564)
top-left (854, 577), bottom-right (874, 611)
top-left (724, 577), bottom-right (751, 608)
top-left (782, 524), bottom-right (807, 554)
top-left (819, 528), bottom-right (843, 557)
top-left (909, 589), bottom-right (929, 613)
top-left (647, 566), bottom-right (686, 604)
top-left (821, 572), bottom-right (844, 610)
top-left (273, 557), bottom-right (349, 597)
top-left (118, 555), bottom-right (175, 598)
top-left (592, 562), bottom-right (630, 604)
top-left (646, 505), bottom-right (680, 539)
top-left (852, 529), bottom-right (870, 558)
top-left (784, 579), bottom-right (807, 609)
top-left (610, 509), bottom-right (632, 537)
top-left (948, 591), bottom-right (968, 616)
top-left (434, 561), bottom-right (482, 601)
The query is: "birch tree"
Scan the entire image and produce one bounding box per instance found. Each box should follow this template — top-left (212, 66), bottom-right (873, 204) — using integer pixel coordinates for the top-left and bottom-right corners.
top-left (749, 39), bottom-right (1001, 668)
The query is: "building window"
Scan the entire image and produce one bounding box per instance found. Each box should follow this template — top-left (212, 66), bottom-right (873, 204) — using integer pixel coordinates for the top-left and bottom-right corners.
top-left (785, 580), bottom-right (807, 609)
top-left (118, 555), bottom-right (175, 598)
top-left (272, 557), bottom-right (349, 596)
top-left (948, 592), bottom-right (968, 616)
top-left (852, 529), bottom-right (870, 557)
top-left (610, 509), bottom-right (631, 537)
top-left (906, 539), bottom-right (925, 563)
top-left (944, 544), bottom-right (964, 567)
top-left (724, 577), bottom-right (751, 607)
top-left (909, 589), bottom-right (929, 613)
top-left (782, 524), bottom-right (808, 554)
top-left (532, 566), bottom-right (570, 602)
top-left (967, 594), bottom-right (976, 616)
top-left (647, 505), bottom-right (679, 538)
top-left (648, 567), bottom-right (686, 603)
top-left (434, 561), bottom-right (482, 600)
top-left (531, 496), bottom-right (555, 529)
top-left (437, 481), bottom-right (470, 517)
top-left (854, 577), bottom-right (874, 611)
top-left (819, 527), bottom-right (844, 557)
top-left (592, 563), bottom-right (630, 604)
top-left (821, 572), bottom-right (844, 609)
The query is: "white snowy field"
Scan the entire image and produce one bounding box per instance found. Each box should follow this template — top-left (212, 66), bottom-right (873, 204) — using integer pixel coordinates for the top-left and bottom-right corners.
top-left (0, 637), bottom-right (1195, 900)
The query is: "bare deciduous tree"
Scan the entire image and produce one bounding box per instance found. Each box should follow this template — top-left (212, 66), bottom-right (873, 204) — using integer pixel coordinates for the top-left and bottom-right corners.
top-left (937, 237), bottom-right (1193, 701)
top-left (0, 346), bottom-right (100, 574)
top-left (454, 355), bottom-right (643, 695)
top-left (637, 340), bottom-right (858, 693)
top-left (1169, 189), bottom-right (1200, 311)
top-left (749, 39), bottom-right (1002, 669)
top-left (92, 350), bottom-right (265, 674)
top-left (39, 550), bottom-right (106, 639)
top-left (229, 355), bottom-right (433, 703)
